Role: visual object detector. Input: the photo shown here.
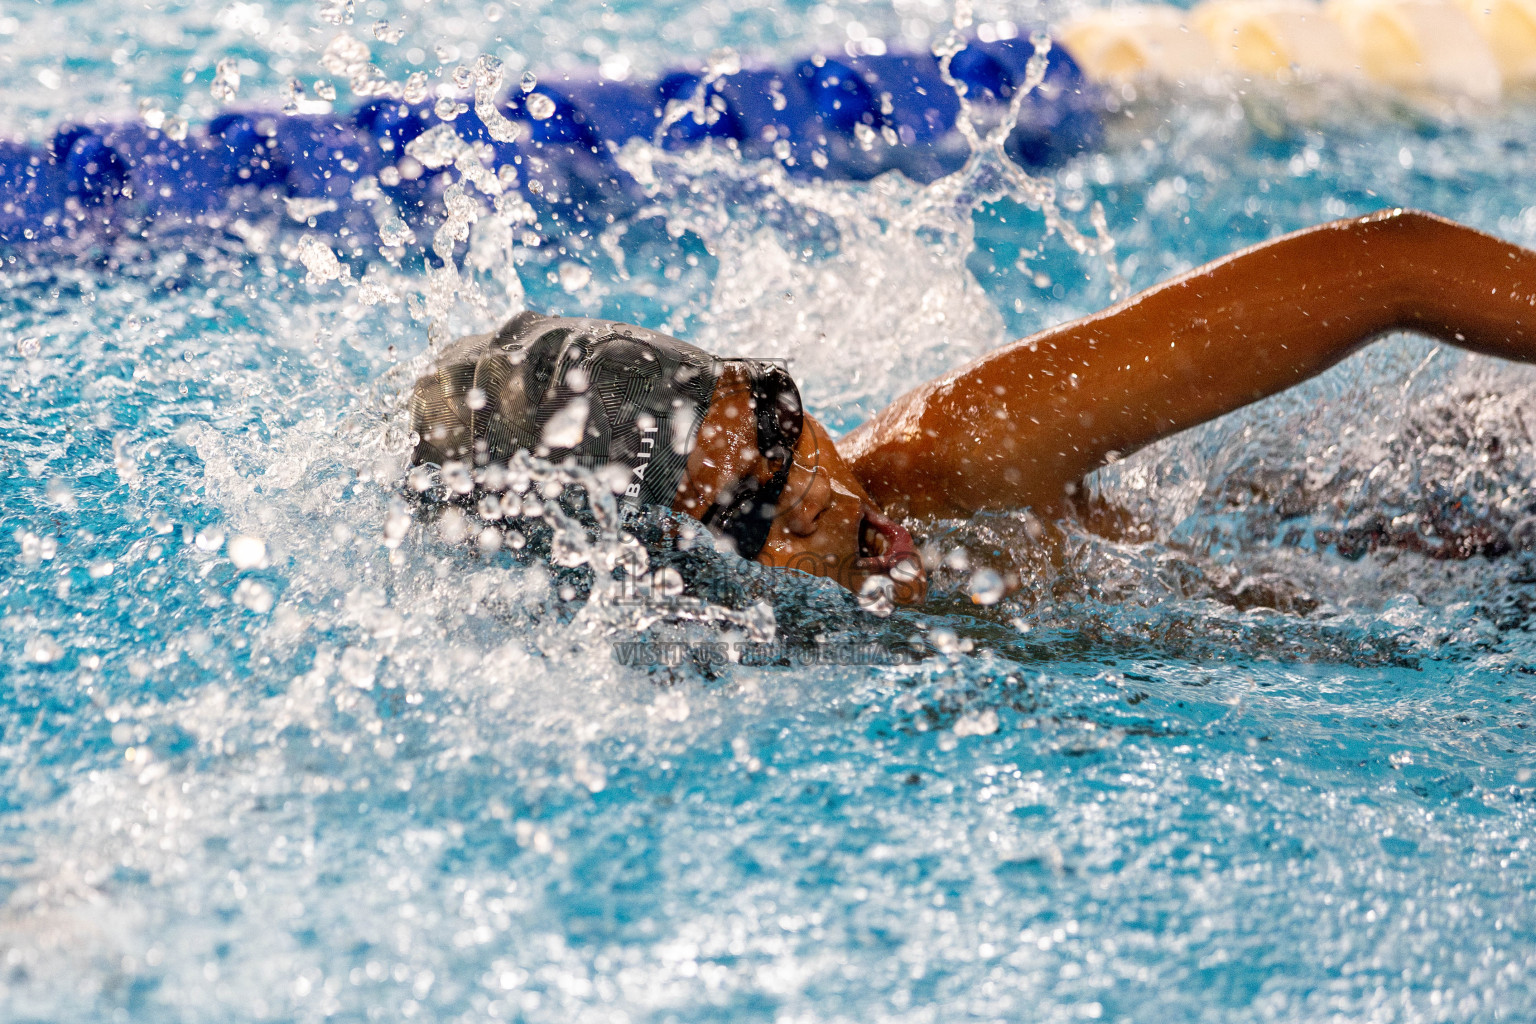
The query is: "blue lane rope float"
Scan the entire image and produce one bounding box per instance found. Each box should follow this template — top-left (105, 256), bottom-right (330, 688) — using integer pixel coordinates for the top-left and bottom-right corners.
top-left (0, 39), bottom-right (1100, 253)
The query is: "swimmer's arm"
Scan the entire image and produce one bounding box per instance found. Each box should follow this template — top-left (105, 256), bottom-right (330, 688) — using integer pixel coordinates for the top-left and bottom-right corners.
top-left (843, 209), bottom-right (1536, 519)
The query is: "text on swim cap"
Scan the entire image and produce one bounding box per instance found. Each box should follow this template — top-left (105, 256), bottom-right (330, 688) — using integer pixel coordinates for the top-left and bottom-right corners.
top-left (624, 424), bottom-right (657, 499)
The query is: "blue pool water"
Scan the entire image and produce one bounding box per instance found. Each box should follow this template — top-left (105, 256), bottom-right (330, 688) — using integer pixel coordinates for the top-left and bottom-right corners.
top-left (4, 3), bottom-right (1536, 1022)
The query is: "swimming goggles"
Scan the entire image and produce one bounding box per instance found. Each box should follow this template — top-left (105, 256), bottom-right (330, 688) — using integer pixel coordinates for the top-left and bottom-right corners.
top-left (700, 360), bottom-right (804, 561)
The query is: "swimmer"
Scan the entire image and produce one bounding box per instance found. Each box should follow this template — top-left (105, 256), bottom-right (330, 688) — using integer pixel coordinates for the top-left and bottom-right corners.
top-left (409, 209), bottom-right (1536, 604)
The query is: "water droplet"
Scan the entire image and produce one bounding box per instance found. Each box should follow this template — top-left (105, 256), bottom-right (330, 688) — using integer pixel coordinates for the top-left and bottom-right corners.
top-left (557, 262), bottom-right (591, 293)
top-left (227, 535), bottom-right (268, 570)
top-left (434, 95), bottom-right (463, 120)
top-left (890, 557), bottom-right (922, 585)
top-left (210, 57), bottom-right (241, 102)
top-left (473, 54), bottom-right (504, 89)
top-left (541, 397), bottom-right (590, 449)
top-left (138, 97), bottom-right (165, 129)
top-left (320, 33), bottom-right (369, 78)
top-left (383, 500), bottom-right (411, 548)
top-left (285, 196), bottom-right (339, 222)
top-left (858, 575), bottom-right (896, 617)
top-left (706, 47), bottom-right (741, 78)
top-left (525, 92), bottom-right (556, 121)
top-left (379, 218), bottom-right (415, 247)
top-left (407, 465), bottom-right (438, 492)
top-left (437, 507), bottom-right (468, 544)
top-left (953, 708), bottom-right (999, 737)
top-left (441, 461), bottom-right (473, 495)
top-left (399, 122), bottom-right (463, 171)
top-left (929, 628), bottom-right (963, 655)
top-left (654, 567), bottom-right (684, 598)
top-left (473, 56), bottom-right (522, 143)
top-left (650, 691), bottom-right (690, 722)
top-left (25, 635), bottom-right (63, 664)
top-left (551, 526), bottom-right (590, 567)
top-left (372, 19), bottom-right (403, 43)
top-left (314, 79), bottom-right (337, 101)
top-left (45, 478), bottom-right (75, 509)
top-left (599, 53), bottom-right (631, 81)
top-left (295, 234), bottom-right (348, 285)
top-left (573, 757), bottom-right (607, 793)
top-left (233, 579), bottom-right (274, 614)
top-left (339, 647), bottom-right (378, 688)
top-left (15, 531), bottom-right (57, 565)
top-left (403, 71), bottom-right (429, 104)
top-left (195, 526), bottom-right (226, 553)
top-left (520, 70), bottom-right (538, 94)
top-left (318, 0), bottom-right (354, 26)
top-left (968, 567), bottom-right (1004, 605)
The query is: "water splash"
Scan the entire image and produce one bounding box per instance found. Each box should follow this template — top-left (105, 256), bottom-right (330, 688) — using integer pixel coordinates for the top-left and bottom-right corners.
top-left (7, 5), bottom-right (1536, 1022)
top-left (932, 21), bottom-right (1126, 297)
top-left (654, 47), bottom-right (743, 143)
top-left (610, 54), bottom-right (1122, 424)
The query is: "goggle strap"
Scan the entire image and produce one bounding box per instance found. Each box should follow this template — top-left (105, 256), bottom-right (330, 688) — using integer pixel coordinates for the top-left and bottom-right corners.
top-left (699, 359), bottom-right (805, 560)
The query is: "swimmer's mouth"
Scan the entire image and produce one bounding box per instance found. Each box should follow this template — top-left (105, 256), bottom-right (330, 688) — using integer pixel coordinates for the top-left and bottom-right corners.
top-left (857, 507), bottom-right (920, 575)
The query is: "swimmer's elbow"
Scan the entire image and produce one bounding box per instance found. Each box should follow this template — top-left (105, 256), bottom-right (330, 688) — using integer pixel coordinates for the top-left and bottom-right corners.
top-left (1354, 207), bottom-right (1444, 232)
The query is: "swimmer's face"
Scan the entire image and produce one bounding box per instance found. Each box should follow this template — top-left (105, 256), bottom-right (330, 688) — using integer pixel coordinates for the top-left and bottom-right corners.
top-left (675, 370), bottom-right (927, 604)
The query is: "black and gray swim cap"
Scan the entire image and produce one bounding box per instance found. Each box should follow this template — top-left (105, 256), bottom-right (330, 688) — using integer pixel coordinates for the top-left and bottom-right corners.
top-left (410, 311), bottom-right (722, 508)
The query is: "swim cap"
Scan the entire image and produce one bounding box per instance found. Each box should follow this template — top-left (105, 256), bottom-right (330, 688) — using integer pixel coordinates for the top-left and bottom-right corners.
top-left (410, 311), bottom-right (721, 508)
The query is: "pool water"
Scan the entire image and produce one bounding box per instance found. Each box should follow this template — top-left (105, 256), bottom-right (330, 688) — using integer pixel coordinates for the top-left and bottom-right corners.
top-left (3, 3), bottom-right (1536, 1022)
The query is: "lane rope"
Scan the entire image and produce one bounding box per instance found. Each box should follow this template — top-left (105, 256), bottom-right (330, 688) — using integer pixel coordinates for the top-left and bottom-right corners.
top-left (0, 40), bottom-right (1100, 252)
